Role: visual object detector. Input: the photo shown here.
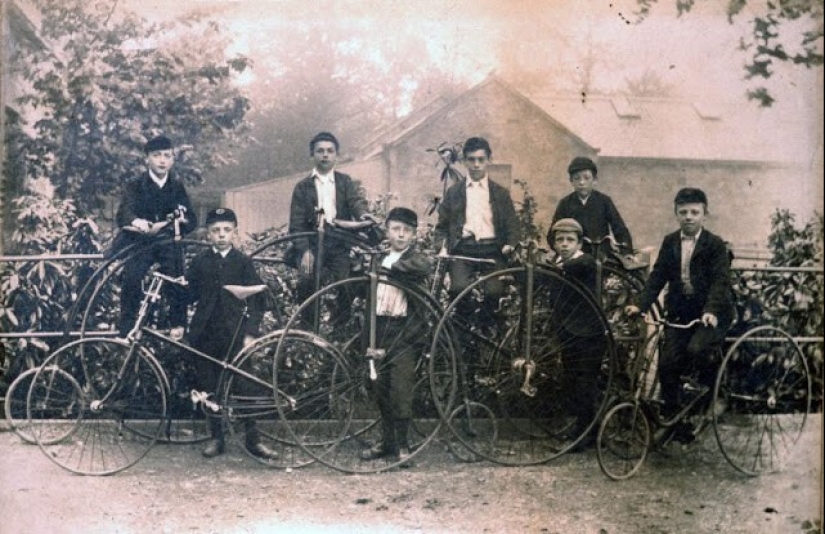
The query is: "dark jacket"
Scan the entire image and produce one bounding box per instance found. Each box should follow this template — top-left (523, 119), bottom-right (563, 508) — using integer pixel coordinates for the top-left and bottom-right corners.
top-left (550, 252), bottom-right (603, 337)
top-left (288, 171), bottom-right (369, 254)
top-left (550, 190), bottom-right (632, 252)
top-left (639, 229), bottom-right (735, 326)
top-left (381, 246), bottom-right (433, 288)
top-left (116, 171), bottom-right (197, 234)
top-left (181, 247), bottom-right (265, 344)
top-left (434, 178), bottom-right (521, 253)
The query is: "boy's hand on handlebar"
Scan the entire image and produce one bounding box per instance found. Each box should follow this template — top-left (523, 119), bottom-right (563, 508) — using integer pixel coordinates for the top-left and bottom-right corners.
top-left (501, 245), bottom-right (515, 256)
top-left (701, 313), bottom-right (718, 328)
top-left (624, 305), bottom-right (641, 317)
top-left (300, 250), bottom-right (314, 276)
top-left (170, 326), bottom-right (184, 341)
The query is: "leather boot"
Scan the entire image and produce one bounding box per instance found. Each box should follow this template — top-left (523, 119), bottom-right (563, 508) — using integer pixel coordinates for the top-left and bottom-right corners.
top-left (360, 417), bottom-right (398, 460)
top-left (244, 420), bottom-right (279, 460)
top-left (395, 418), bottom-right (414, 467)
top-left (202, 417), bottom-right (225, 458)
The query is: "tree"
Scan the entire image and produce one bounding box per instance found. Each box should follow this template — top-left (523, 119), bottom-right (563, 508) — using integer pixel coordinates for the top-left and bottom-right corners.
top-left (636, 0), bottom-right (824, 106)
top-left (7, 0), bottom-right (252, 215)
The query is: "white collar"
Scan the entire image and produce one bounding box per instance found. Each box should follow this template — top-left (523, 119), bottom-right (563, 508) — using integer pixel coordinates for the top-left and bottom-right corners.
top-left (681, 229), bottom-right (702, 241)
top-left (212, 247), bottom-right (232, 258)
top-left (467, 176), bottom-right (488, 188)
top-left (149, 170), bottom-right (168, 187)
top-left (313, 170), bottom-right (335, 183)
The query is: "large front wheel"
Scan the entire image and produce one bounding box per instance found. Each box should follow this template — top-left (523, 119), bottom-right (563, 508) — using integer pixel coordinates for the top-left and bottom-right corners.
top-left (28, 338), bottom-right (167, 476)
top-left (432, 265), bottom-right (616, 465)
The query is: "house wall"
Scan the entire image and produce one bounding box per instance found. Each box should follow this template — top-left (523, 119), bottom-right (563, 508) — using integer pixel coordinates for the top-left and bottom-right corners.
top-left (596, 159), bottom-right (808, 252)
top-left (223, 158), bottom-right (385, 237)
top-left (382, 80), bottom-right (594, 235)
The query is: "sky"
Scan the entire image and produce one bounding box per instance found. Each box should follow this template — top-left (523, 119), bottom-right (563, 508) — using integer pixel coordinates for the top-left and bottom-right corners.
top-left (125, 0), bottom-right (822, 104)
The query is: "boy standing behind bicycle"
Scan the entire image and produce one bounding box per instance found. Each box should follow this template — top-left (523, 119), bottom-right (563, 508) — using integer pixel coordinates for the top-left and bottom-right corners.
top-left (550, 157), bottom-right (633, 256)
top-left (360, 207), bottom-right (433, 465)
top-left (626, 188), bottom-right (734, 442)
top-left (548, 218), bottom-right (606, 452)
top-left (170, 208), bottom-right (278, 460)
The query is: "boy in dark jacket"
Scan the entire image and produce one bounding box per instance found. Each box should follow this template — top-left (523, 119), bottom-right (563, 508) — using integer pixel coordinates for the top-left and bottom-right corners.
top-left (360, 207), bottom-right (433, 464)
top-left (170, 208), bottom-right (278, 460)
top-left (115, 135), bottom-right (197, 335)
top-left (548, 218), bottom-right (606, 451)
top-left (550, 156), bottom-right (633, 255)
top-left (626, 188), bottom-right (734, 442)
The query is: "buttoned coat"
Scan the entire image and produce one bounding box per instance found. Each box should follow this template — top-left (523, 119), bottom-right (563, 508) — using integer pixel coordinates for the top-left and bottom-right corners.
top-left (639, 229), bottom-right (735, 326)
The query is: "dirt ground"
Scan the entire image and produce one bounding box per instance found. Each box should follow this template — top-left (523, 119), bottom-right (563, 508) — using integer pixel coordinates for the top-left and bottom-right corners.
top-left (0, 416), bottom-right (821, 534)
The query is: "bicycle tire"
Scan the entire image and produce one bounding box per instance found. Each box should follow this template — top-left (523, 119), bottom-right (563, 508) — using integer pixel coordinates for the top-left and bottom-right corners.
top-left (432, 265), bottom-right (616, 465)
top-left (28, 338), bottom-right (167, 476)
top-left (713, 325), bottom-right (811, 476)
top-left (5, 366), bottom-right (80, 445)
top-left (597, 401), bottom-right (650, 480)
top-left (275, 275), bottom-right (451, 473)
top-left (222, 331), bottom-right (319, 469)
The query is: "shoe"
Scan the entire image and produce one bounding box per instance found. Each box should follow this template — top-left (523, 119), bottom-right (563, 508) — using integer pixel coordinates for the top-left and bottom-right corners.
top-left (246, 441), bottom-right (280, 460)
top-left (359, 443), bottom-right (399, 461)
top-left (201, 439), bottom-right (225, 458)
top-left (397, 447), bottom-right (415, 468)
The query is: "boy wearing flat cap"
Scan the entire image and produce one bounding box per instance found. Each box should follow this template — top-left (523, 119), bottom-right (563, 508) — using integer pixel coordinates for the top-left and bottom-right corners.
top-left (360, 206), bottom-right (433, 465)
top-left (550, 156), bottom-right (633, 256)
top-left (547, 217), bottom-right (606, 451)
top-left (170, 208), bottom-right (278, 460)
top-left (115, 135), bottom-right (197, 335)
top-left (626, 188), bottom-right (734, 443)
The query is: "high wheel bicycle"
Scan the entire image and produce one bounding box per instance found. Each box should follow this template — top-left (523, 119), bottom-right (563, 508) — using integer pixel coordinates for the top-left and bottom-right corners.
top-left (431, 257), bottom-right (617, 466)
top-left (273, 244), bottom-right (456, 473)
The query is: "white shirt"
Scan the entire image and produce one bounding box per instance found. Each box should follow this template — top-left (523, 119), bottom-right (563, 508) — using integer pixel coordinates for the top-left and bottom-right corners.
top-left (375, 249), bottom-right (408, 317)
top-left (212, 247), bottom-right (231, 258)
top-left (149, 169), bottom-right (168, 188)
top-left (313, 170), bottom-right (337, 223)
top-left (463, 176), bottom-right (495, 240)
top-left (680, 229), bottom-right (701, 293)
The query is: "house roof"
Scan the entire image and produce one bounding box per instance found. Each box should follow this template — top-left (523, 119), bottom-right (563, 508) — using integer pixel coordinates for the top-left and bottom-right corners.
top-left (529, 92), bottom-right (809, 164)
top-left (362, 74), bottom-right (810, 165)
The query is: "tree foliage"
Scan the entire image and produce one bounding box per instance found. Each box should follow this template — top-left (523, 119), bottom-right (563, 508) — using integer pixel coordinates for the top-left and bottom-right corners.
top-left (635, 0), bottom-right (824, 106)
top-left (8, 0), bottom-right (252, 213)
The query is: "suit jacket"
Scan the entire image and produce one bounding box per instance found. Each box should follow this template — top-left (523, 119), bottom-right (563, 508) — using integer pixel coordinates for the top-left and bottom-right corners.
top-left (288, 171), bottom-right (369, 254)
top-left (434, 178), bottom-right (521, 253)
top-left (550, 190), bottom-right (632, 252)
top-left (639, 229), bottom-right (735, 325)
top-left (181, 248), bottom-right (265, 345)
top-left (116, 171), bottom-right (197, 233)
top-left (550, 252), bottom-right (603, 337)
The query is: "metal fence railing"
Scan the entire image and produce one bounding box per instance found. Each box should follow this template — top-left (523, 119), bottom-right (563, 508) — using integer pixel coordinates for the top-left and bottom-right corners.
top-left (1, 253), bottom-right (823, 343)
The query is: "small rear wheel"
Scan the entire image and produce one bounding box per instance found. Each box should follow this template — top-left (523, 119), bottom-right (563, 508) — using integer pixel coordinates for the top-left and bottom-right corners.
top-left (5, 367), bottom-right (80, 445)
top-left (713, 326), bottom-right (811, 476)
top-left (597, 401), bottom-right (650, 480)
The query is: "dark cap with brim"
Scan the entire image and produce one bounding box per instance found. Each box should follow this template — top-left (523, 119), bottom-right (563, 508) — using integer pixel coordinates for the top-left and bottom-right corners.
top-left (567, 156), bottom-right (597, 176)
top-left (386, 207), bottom-right (418, 228)
top-left (145, 135), bottom-right (173, 154)
top-left (674, 187), bottom-right (708, 206)
top-left (206, 207), bottom-right (237, 226)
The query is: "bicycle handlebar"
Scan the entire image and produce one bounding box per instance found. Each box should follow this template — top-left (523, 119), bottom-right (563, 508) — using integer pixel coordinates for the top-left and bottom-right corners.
top-left (152, 271), bottom-right (188, 286)
top-left (643, 316), bottom-right (703, 329)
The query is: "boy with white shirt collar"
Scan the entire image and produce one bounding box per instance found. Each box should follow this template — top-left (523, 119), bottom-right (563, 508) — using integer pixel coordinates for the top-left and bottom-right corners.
top-left (360, 207), bottom-right (433, 465)
top-left (114, 135), bottom-right (197, 335)
top-left (171, 208), bottom-right (279, 461)
top-left (288, 132), bottom-right (374, 313)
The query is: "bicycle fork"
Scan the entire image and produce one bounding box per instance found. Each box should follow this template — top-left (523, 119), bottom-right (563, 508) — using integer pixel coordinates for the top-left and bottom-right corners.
top-left (511, 262), bottom-right (536, 397)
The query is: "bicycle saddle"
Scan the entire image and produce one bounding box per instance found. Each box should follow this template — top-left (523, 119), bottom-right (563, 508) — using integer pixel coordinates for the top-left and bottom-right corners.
top-left (223, 284), bottom-right (267, 300)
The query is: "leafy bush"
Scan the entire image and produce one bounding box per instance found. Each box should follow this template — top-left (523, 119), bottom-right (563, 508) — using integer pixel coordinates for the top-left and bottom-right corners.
top-left (731, 209), bottom-right (824, 409)
top-left (0, 179), bottom-right (104, 382)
